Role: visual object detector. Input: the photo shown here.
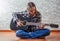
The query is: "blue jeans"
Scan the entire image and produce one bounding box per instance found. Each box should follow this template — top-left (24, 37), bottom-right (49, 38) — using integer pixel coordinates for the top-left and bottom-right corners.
top-left (16, 29), bottom-right (50, 38)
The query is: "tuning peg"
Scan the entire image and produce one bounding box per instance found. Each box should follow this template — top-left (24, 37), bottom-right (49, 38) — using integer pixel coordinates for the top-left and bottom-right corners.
top-left (50, 24), bottom-right (59, 28)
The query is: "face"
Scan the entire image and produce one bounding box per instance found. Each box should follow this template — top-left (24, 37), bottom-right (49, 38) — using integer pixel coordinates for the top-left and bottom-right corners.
top-left (28, 7), bottom-right (36, 15)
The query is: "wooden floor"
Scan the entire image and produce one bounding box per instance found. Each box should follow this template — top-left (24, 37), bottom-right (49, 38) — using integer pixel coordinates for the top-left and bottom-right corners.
top-left (0, 31), bottom-right (60, 41)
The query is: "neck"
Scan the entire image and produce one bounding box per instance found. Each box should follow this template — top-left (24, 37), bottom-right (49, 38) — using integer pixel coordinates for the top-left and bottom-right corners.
top-left (29, 13), bottom-right (36, 17)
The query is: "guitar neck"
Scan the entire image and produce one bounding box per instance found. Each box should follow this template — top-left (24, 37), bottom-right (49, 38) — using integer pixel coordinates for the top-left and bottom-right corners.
top-left (26, 22), bottom-right (41, 26)
top-left (20, 21), bottom-right (59, 28)
top-left (25, 22), bottom-right (50, 26)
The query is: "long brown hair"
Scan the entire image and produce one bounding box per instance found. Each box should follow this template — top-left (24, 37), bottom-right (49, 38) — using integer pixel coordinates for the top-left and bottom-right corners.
top-left (28, 2), bottom-right (37, 11)
top-left (27, 2), bottom-right (38, 16)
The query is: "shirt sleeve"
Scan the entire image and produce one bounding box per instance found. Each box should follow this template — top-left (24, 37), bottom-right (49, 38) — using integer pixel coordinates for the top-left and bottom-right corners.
top-left (12, 12), bottom-right (18, 22)
top-left (36, 11), bottom-right (42, 22)
top-left (12, 12), bottom-right (23, 22)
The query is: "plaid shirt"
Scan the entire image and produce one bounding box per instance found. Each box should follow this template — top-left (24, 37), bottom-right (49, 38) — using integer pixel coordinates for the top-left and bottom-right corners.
top-left (12, 10), bottom-right (41, 32)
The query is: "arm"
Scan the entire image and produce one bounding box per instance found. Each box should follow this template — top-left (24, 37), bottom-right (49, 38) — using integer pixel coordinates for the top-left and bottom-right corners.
top-left (16, 20), bottom-right (23, 27)
top-left (36, 11), bottom-right (45, 29)
top-left (12, 12), bottom-right (23, 27)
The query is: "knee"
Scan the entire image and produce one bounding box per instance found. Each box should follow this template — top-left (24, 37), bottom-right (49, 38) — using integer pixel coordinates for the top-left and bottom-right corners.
top-left (44, 29), bottom-right (50, 35)
top-left (16, 30), bottom-right (23, 37)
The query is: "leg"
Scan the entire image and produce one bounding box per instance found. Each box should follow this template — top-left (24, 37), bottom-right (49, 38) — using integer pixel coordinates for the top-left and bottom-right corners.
top-left (16, 30), bottom-right (30, 38)
top-left (29, 29), bottom-right (50, 38)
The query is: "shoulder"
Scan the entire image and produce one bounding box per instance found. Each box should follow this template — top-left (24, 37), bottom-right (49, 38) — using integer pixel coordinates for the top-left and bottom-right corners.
top-left (20, 10), bottom-right (28, 14)
top-left (13, 10), bottom-right (27, 14)
top-left (36, 11), bottom-right (41, 16)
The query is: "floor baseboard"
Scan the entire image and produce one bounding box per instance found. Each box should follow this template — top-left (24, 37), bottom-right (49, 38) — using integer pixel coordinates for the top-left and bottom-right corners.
top-left (0, 30), bottom-right (13, 32)
top-left (0, 30), bottom-right (60, 32)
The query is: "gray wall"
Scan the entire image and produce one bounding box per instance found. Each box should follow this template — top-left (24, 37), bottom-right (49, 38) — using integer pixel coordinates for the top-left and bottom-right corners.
top-left (0, 0), bottom-right (60, 30)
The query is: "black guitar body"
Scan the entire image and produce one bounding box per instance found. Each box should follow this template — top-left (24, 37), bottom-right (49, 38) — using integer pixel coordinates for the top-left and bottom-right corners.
top-left (10, 14), bottom-right (36, 31)
top-left (10, 18), bottom-right (18, 31)
top-left (10, 14), bottom-right (26, 31)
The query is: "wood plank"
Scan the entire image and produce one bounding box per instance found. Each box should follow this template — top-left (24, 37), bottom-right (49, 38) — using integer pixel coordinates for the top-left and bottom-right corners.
top-left (0, 32), bottom-right (60, 41)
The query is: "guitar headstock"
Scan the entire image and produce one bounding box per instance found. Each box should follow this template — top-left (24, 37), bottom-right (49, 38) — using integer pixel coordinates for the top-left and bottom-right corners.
top-left (45, 23), bottom-right (59, 28)
top-left (50, 24), bottom-right (59, 28)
